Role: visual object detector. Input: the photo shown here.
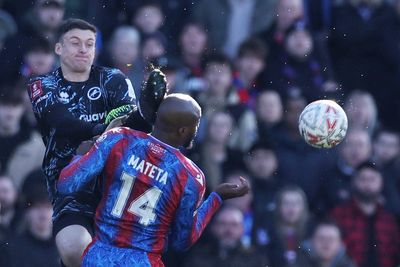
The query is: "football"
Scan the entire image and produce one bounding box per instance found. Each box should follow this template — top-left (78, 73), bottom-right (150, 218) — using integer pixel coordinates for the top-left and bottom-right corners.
top-left (299, 99), bottom-right (348, 148)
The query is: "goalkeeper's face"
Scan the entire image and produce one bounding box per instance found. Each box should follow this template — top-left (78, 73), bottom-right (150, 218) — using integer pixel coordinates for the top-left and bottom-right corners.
top-left (56, 29), bottom-right (96, 73)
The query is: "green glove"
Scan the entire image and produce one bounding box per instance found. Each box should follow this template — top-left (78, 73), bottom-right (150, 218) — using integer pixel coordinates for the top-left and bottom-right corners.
top-left (105, 104), bottom-right (135, 125)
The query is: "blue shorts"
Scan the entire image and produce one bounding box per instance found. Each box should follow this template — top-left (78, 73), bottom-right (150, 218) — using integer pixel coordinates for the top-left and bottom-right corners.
top-left (82, 240), bottom-right (164, 267)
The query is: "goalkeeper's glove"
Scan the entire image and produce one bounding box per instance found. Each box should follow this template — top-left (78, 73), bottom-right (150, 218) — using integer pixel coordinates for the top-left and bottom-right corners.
top-left (105, 104), bottom-right (135, 125)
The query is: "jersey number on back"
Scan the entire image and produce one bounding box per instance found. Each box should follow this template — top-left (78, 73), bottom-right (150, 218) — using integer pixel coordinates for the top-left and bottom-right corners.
top-left (111, 172), bottom-right (162, 226)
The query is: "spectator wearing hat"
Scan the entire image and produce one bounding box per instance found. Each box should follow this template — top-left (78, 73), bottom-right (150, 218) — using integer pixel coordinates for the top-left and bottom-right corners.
top-left (330, 161), bottom-right (400, 267)
top-left (0, 186), bottom-right (59, 267)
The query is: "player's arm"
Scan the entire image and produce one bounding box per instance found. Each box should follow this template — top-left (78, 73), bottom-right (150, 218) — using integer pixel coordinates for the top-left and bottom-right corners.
top-left (44, 105), bottom-right (107, 140)
top-left (104, 69), bottom-right (136, 109)
top-left (57, 129), bottom-right (124, 194)
top-left (170, 175), bottom-right (249, 251)
top-left (27, 78), bottom-right (107, 140)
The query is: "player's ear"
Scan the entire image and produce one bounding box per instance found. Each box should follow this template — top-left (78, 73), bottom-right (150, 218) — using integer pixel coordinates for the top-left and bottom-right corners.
top-left (55, 42), bottom-right (62, 56)
top-left (177, 127), bottom-right (186, 136)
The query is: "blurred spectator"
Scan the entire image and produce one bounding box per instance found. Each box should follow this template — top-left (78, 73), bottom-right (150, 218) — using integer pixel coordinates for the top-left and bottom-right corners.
top-left (0, 0), bottom-right (65, 84)
top-left (142, 31), bottom-right (167, 63)
top-left (296, 219), bottom-right (356, 267)
top-left (224, 171), bottom-right (254, 248)
top-left (328, 0), bottom-right (400, 129)
top-left (273, 92), bottom-right (328, 206)
top-left (258, 0), bottom-right (305, 61)
top-left (0, 86), bottom-right (45, 189)
top-left (255, 90), bottom-right (284, 142)
top-left (233, 37), bottom-right (267, 108)
top-left (173, 22), bottom-right (208, 94)
top-left (0, 9), bottom-right (17, 49)
top-left (258, 20), bottom-right (337, 102)
top-left (344, 90), bottom-right (378, 135)
top-left (21, 36), bottom-right (56, 78)
top-left (258, 185), bottom-right (311, 267)
top-left (183, 206), bottom-right (269, 267)
top-left (100, 25), bottom-right (143, 97)
top-left (194, 0), bottom-right (277, 57)
top-left (131, 0), bottom-right (164, 36)
top-left (244, 141), bottom-right (281, 216)
top-left (0, 175), bottom-right (23, 241)
top-left (197, 54), bottom-right (258, 151)
top-left (189, 110), bottom-right (244, 192)
top-left (0, 186), bottom-right (59, 267)
top-left (196, 53), bottom-right (235, 112)
top-left (372, 128), bottom-right (400, 217)
top-left (373, 128), bottom-right (400, 168)
top-left (330, 161), bottom-right (400, 267)
top-left (318, 129), bottom-right (372, 213)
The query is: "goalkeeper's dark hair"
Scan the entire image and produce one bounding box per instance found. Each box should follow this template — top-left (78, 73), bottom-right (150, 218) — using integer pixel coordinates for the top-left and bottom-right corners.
top-left (56, 18), bottom-right (97, 41)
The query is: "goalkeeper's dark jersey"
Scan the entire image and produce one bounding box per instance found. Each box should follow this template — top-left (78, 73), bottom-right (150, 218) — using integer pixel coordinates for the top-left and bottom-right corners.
top-left (28, 66), bottom-right (136, 201)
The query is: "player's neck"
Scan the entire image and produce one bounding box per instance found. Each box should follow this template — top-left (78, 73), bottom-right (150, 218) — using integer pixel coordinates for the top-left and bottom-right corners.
top-left (151, 129), bottom-right (180, 149)
top-left (61, 65), bottom-right (91, 82)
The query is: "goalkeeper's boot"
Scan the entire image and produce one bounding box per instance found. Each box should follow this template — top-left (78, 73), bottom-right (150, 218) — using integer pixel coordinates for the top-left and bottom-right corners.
top-left (138, 69), bottom-right (168, 125)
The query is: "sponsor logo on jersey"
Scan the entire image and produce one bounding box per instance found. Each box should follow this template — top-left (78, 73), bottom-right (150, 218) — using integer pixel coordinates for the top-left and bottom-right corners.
top-left (87, 87), bottom-right (102, 100)
top-left (29, 80), bottom-right (43, 100)
top-left (79, 112), bottom-right (106, 122)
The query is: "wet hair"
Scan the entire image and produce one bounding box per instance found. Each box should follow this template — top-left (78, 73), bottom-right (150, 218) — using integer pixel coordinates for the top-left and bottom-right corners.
top-left (56, 18), bottom-right (97, 41)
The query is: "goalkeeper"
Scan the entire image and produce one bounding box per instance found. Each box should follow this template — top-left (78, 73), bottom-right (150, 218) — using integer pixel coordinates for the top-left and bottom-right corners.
top-left (27, 18), bottom-right (168, 267)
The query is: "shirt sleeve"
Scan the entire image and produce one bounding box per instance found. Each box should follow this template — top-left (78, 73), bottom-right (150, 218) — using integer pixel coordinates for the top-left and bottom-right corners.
top-left (57, 128), bottom-right (125, 194)
top-left (27, 77), bottom-right (105, 140)
top-left (104, 69), bottom-right (137, 109)
top-left (170, 171), bottom-right (222, 251)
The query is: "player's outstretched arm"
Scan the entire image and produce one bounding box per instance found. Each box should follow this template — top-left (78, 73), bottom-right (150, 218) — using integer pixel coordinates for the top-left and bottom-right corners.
top-left (214, 176), bottom-right (250, 200)
top-left (170, 176), bottom-right (250, 251)
top-left (57, 129), bottom-right (124, 194)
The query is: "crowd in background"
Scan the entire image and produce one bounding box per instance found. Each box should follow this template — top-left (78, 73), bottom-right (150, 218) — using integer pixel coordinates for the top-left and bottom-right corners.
top-left (0, 0), bottom-right (400, 266)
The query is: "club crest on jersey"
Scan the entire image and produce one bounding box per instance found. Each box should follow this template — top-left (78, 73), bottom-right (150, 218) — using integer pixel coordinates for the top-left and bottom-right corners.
top-left (87, 87), bottom-right (102, 100)
top-left (57, 89), bottom-right (72, 104)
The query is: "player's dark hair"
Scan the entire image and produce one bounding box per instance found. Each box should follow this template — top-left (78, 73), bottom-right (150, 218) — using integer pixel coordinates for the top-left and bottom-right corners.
top-left (56, 18), bottom-right (97, 41)
top-left (238, 37), bottom-right (268, 59)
